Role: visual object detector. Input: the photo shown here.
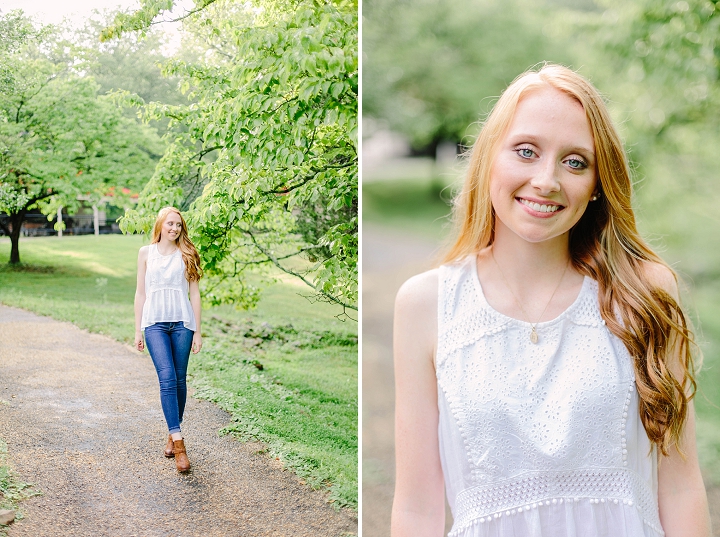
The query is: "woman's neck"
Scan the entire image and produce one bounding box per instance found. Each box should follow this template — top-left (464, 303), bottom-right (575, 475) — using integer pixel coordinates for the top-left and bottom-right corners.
top-left (485, 223), bottom-right (575, 298)
top-left (157, 238), bottom-right (178, 256)
top-left (477, 226), bottom-right (582, 323)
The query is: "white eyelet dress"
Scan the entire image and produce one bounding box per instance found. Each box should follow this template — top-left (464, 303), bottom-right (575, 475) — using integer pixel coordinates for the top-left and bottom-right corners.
top-left (436, 256), bottom-right (663, 536)
top-left (141, 243), bottom-right (196, 331)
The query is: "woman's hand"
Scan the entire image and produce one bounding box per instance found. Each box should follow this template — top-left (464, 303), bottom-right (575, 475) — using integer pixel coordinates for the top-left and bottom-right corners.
top-left (657, 402), bottom-right (711, 536)
top-left (134, 246), bottom-right (148, 352)
top-left (134, 330), bottom-right (144, 352)
top-left (189, 280), bottom-right (202, 354)
top-left (192, 332), bottom-right (202, 354)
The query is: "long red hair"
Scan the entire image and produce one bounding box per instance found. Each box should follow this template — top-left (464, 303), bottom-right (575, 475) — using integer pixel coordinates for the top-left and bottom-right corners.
top-left (444, 63), bottom-right (698, 456)
top-left (151, 207), bottom-right (202, 282)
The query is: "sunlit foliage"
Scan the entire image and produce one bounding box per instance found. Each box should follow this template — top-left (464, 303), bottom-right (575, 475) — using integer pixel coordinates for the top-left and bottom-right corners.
top-left (0, 11), bottom-right (162, 264)
top-left (111, 0), bottom-right (358, 314)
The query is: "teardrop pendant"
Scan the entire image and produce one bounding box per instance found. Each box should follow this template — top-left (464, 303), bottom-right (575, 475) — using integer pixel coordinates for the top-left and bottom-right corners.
top-left (530, 326), bottom-right (538, 344)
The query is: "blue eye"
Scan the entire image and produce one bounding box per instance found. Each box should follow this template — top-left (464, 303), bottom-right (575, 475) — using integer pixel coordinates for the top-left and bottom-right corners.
top-left (566, 158), bottom-right (587, 170)
top-left (517, 148), bottom-right (534, 159)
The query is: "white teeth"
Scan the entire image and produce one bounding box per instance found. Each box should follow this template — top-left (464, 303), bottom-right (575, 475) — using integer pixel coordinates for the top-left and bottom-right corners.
top-left (520, 199), bottom-right (560, 213)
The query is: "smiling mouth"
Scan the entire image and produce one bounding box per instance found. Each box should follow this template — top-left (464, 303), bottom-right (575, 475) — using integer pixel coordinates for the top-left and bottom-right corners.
top-left (517, 198), bottom-right (564, 213)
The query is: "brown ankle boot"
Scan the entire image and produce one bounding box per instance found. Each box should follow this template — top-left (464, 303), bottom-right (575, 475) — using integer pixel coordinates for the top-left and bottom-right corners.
top-left (164, 435), bottom-right (175, 458)
top-left (173, 439), bottom-right (190, 472)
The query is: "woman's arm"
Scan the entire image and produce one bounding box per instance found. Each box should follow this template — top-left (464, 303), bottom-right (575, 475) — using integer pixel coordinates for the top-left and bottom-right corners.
top-left (647, 262), bottom-right (711, 536)
top-left (134, 246), bottom-right (148, 351)
top-left (658, 402), bottom-right (711, 536)
top-left (189, 279), bottom-right (202, 354)
top-left (391, 269), bottom-right (446, 537)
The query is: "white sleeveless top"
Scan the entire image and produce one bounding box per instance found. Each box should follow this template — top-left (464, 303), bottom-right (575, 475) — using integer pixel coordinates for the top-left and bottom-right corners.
top-left (436, 256), bottom-right (663, 537)
top-left (141, 243), bottom-right (196, 331)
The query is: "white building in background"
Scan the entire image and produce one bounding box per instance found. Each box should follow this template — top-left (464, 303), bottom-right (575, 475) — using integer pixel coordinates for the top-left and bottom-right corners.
top-left (1, 192), bottom-right (137, 238)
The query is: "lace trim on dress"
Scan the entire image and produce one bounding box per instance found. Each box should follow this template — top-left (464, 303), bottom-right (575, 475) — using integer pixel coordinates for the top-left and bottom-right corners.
top-left (449, 468), bottom-right (663, 535)
top-left (438, 259), bottom-right (509, 360)
top-left (147, 286), bottom-right (187, 292)
top-left (437, 257), bottom-right (606, 361)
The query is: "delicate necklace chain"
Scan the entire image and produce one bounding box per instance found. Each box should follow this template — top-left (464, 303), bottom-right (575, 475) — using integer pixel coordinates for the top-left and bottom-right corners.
top-left (490, 249), bottom-right (570, 344)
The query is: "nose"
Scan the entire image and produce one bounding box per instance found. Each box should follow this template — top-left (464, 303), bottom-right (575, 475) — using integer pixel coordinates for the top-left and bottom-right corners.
top-left (529, 159), bottom-right (560, 194)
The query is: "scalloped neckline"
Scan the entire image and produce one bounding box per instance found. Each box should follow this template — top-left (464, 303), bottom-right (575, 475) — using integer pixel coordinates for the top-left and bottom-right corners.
top-left (154, 243), bottom-right (179, 257)
top-left (470, 254), bottom-right (590, 328)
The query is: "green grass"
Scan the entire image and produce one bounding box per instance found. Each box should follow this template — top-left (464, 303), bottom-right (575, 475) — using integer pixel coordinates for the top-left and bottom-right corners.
top-left (0, 235), bottom-right (358, 509)
top-left (0, 235), bottom-right (139, 342)
top-left (190, 288), bottom-right (357, 508)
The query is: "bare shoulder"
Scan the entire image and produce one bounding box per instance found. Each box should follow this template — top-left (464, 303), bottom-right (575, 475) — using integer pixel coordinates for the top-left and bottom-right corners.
top-left (394, 269), bottom-right (439, 370)
top-left (395, 269), bottom-right (439, 318)
top-left (138, 245), bottom-right (150, 261)
top-left (641, 261), bottom-right (679, 300)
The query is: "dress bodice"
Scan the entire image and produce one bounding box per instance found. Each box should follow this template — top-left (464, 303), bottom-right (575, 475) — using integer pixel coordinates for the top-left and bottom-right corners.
top-left (436, 255), bottom-right (663, 536)
top-left (141, 243), bottom-right (196, 331)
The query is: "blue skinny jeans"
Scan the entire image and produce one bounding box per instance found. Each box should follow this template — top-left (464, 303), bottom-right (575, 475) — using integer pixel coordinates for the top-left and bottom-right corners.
top-left (144, 322), bottom-right (194, 434)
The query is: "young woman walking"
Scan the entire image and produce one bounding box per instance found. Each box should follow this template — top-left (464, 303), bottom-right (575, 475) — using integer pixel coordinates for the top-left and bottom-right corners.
top-left (392, 64), bottom-right (710, 536)
top-left (134, 207), bottom-right (203, 473)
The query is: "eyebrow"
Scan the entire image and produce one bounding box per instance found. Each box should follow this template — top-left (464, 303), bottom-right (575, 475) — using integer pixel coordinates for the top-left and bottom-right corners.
top-left (508, 134), bottom-right (595, 161)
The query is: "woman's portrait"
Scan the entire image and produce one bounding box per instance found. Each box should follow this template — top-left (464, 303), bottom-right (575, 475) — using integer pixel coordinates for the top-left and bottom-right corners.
top-left (134, 207), bottom-right (203, 472)
top-left (393, 63), bottom-right (708, 535)
top-left (363, 1), bottom-right (720, 535)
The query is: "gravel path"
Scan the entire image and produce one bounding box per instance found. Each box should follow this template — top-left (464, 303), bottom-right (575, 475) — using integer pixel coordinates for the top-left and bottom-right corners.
top-left (0, 305), bottom-right (357, 536)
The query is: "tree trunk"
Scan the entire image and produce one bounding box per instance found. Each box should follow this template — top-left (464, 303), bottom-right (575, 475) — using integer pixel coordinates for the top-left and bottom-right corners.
top-left (8, 211), bottom-right (26, 265)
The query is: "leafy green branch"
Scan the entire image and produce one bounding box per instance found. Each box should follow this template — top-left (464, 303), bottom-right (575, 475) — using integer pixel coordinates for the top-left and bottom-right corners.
top-left (116, 0), bottom-right (357, 313)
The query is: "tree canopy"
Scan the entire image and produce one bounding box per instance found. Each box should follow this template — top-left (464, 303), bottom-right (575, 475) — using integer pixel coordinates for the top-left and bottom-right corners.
top-left (362, 0), bottom-right (575, 151)
top-left (75, 14), bottom-right (185, 109)
top-left (113, 0), bottom-right (358, 314)
top-left (0, 11), bottom-right (162, 264)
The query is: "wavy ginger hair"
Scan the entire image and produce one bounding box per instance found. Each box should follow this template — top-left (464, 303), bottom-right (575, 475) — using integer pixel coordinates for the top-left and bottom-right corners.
top-left (444, 64), bottom-right (697, 456)
top-left (151, 207), bottom-right (203, 282)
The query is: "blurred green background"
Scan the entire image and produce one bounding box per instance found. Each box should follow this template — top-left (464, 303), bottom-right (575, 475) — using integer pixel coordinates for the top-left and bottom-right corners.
top-left (362, 0), bottom-right (720, 533)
